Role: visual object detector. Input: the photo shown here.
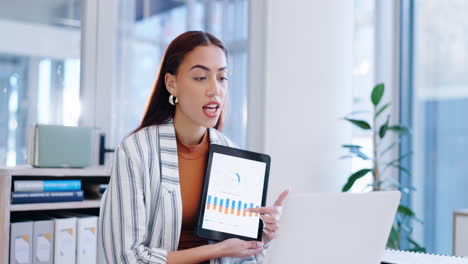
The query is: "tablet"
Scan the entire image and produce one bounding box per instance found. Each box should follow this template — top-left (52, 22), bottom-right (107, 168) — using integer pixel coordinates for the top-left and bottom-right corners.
top-left (195, 144), bottom-right (271, 241)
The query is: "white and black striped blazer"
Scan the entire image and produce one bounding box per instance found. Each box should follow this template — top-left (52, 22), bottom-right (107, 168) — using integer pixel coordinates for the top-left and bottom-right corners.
top-left (98, 121), bottom-right (267, 264)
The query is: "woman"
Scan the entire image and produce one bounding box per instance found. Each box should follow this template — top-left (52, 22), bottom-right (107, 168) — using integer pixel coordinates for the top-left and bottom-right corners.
top-left (99, 31), bottom-right (288, 264)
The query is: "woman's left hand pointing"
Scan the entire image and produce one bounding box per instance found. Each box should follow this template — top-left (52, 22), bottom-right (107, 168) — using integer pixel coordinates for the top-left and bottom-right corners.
top-left (247, 189), bottom-right (290, 242)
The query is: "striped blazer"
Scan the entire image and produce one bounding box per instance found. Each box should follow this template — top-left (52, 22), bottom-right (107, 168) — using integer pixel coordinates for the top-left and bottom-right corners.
top-left (98, 121), bottom-right (267, 263)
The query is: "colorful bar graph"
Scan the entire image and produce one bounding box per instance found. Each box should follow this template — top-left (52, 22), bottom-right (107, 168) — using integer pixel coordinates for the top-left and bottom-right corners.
top-left (207, 195), bottom-right (212, 209)
top-left (225, 199), bottom-right (230, 214)
top-left (206, 196), bottom-right (260, 218)
top-left (231, 201), bottom-right (235, 214)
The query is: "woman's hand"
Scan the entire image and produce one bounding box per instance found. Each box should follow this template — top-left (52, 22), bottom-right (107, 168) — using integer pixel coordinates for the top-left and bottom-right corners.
top-left (247, 189), bottom-right (289, 243)
top-left (216, 238), bottom-right (264, 259)
top-left (211, 190), bottom-right (289, 260)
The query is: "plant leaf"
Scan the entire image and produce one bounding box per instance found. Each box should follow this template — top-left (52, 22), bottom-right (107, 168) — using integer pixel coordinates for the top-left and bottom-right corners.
top-left (381, 178), bottom-right (416, 194)
top-left (408, 238), bottom-right (426, 253)
top-left (375, 103), bottom-right (390, 118)
top-left (342, 144), bottom-right (363, 149)
top-left (350, 149), bottom-right (370, 160)
top-left (413, 216), bottom-right (424, 224)
top-left (379, 116), bottom-right (390, 138)
top-left (371, 83), bottom-right (385, 106)
top-left (388, 125), bottom-right (410, 134)
top-left (342, 169), bottom-right (372, 192)
top-left (342, 145), bottom-right (370, 160)
top-left (387, 151), bottom-right (413, 165)
top-left (401, 223), bottom-right (414, 234)
top-left (398, 205), bottom-right (415, 218)
top-left (398, 186), bottom-right (415, 194)
top-left (408, 247), bottom-right (427, 253)
top-left (387, 226), bottom-right (399, 249)
top-left (344, 118), bottom-right (371, 130)
top-left (398, 185), bottom-right (416, 194)
top-left (380, 139), bottom-right (402, 157)
top-left (389, 163), bottom-right (412, 176)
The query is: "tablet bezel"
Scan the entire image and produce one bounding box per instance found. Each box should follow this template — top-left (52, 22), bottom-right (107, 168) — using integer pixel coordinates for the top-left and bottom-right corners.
top-left (195, 144), bottom-right (271, 242)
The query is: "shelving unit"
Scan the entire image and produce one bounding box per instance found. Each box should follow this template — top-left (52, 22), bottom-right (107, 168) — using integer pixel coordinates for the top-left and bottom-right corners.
top-left (0, 166), bottom-right (110, 264)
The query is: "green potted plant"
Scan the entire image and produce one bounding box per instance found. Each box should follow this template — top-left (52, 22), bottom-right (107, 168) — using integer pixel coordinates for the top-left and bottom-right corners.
top-left (341, 83), bottom-right (425, 252)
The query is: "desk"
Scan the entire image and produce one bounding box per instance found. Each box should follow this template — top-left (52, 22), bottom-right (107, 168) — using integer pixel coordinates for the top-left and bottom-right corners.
top-left (381, 248), bottom-right (468, 264)
top-left (454, 209), bottom-right (468, 257)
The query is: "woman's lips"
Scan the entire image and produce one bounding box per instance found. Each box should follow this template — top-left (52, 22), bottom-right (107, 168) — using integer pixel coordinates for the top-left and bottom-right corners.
top-left (203, 103), bottom-right (220, 118)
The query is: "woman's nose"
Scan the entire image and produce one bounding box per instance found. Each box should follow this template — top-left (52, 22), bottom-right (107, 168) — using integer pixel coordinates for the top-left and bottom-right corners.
top-left (207, 78), bottom-right (222, 96)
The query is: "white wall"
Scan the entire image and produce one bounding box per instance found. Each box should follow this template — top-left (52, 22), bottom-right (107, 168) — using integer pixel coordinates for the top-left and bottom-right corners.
top-left (249, 0), bottom-right (354, 202)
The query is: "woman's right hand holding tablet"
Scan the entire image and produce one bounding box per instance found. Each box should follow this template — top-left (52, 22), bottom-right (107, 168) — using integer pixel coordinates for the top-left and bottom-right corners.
top-left (217, 238), bottom-right (264, 259)
top-left (167, 238), bottom-right (263, 263)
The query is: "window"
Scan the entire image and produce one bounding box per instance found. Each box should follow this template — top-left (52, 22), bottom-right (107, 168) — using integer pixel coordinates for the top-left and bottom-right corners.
top-left (409, 0), bottom-right (468, 255)
top-left (350, 0), bottom-right (375, 191)
top-left (0, 0), bottom-right (83, 166)
top-left (110, 0), bottom-right (249, 148)
top-left (0, 0), bottom-right (250, 166)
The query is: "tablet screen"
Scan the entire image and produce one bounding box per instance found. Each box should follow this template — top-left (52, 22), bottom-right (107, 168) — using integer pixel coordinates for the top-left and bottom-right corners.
top-left (201, 152), bottom-right (267, 239)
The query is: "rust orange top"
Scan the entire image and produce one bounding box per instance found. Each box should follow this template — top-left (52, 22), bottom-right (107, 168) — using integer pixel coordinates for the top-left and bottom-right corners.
top-left (176, 130), bottom-right (210, 252)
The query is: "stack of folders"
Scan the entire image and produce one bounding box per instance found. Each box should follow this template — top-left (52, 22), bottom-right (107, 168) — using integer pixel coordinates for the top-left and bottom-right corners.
top-left (10, 212), bottom-right (104, 264)
top-left (11, 180), bottom-right (84, 204)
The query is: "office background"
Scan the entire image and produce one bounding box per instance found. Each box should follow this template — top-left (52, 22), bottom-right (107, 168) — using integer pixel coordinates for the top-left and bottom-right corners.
top-left (0, 0), bottom-right (467, 257)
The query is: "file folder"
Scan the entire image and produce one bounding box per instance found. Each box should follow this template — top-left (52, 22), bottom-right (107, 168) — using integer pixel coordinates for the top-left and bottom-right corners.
top-left (10, 219), bottom-right (33, 264)
top-left (32, 215), bottom-right (54, 264)
top-left (50, 214), bottom-right (77, 264)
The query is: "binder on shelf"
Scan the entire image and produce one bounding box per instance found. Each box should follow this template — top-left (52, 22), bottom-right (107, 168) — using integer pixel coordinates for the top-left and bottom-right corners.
top-left (60, 213), bottom-right (98, 264)
top-left (31, 215), bottom-right (54, 264)
top-left (11, 190), bottom-right (84, 204)
top-left (96, 219), bottom-right (107, 264)
top-left (27, 124), bottom-right (93, 168)
top-left (76, 215), bottom-right (98, 264)
top-left (14, 180), bottom-right (82, 192)
top-left (49, 214), bottom-right (77, 264)
top-left (10, 219), bottom-right (34, 264)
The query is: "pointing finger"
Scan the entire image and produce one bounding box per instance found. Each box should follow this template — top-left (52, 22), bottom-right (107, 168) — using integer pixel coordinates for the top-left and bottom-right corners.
top-left (246, 206), bottom-right (279, 215)
top-left (260, 214), bottom-right (279, 224)
top-left (274, 189), bottom-right (290, 207)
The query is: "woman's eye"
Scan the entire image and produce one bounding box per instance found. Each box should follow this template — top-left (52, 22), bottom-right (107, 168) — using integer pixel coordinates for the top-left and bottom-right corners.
top-left (194, 77), bottom-right (207, 81)
top-left (219, 76), bottom-right (228, 81)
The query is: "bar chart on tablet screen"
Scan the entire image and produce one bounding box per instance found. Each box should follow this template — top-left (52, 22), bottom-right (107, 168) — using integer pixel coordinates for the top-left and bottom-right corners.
top-left (202, 153), bottom-right (266, 238)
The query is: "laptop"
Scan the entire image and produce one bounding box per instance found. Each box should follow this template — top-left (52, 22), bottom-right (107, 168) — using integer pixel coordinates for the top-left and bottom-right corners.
top-left (265, 191), bottom-right (400, 264)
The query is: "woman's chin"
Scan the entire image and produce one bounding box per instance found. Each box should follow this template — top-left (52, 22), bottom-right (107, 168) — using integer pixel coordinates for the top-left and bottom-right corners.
top-left (199, 117), bottom-right (219, 128)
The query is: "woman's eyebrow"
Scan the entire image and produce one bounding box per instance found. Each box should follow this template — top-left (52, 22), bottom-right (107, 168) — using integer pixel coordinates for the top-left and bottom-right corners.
top-left (190, 65), bottom-right (227, 72)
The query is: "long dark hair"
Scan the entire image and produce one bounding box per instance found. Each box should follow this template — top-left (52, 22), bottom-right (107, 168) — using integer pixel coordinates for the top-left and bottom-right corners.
top-left (133, 31), bottom-right (229, 134)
